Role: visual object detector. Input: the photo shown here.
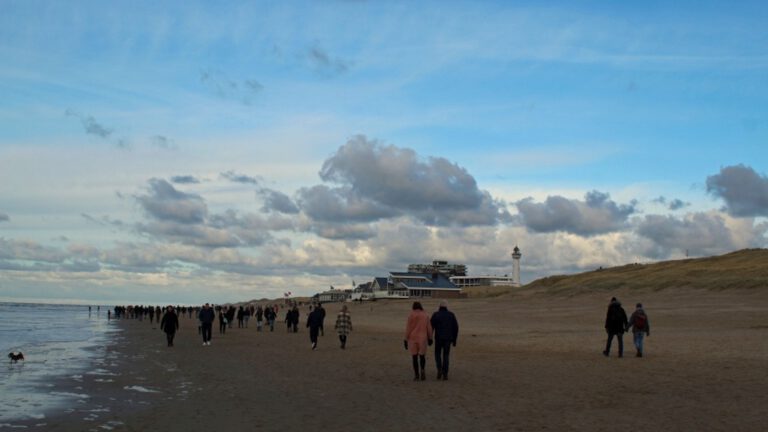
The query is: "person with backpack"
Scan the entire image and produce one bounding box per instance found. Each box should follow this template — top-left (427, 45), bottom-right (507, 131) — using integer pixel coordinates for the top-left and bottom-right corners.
top-left (603, 297), bottom-right (628, 358)
top-left (627, 303), bottom-right (651, 357)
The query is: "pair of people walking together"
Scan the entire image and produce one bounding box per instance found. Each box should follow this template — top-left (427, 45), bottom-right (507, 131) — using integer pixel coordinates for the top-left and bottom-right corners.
top-left (306, 304), bottom-right (352, 350)
top-left (603, 297), bottom-right (651, 358)
top-left (404, 300), bottom-right (459, 381)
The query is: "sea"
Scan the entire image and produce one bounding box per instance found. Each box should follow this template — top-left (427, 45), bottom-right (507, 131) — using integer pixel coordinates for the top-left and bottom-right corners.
top-left (0, 302), bottom-right (119, 424)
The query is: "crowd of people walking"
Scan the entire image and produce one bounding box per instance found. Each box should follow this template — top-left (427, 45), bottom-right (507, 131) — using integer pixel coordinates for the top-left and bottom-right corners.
top-left (112, 294), bottom-right (651, 382)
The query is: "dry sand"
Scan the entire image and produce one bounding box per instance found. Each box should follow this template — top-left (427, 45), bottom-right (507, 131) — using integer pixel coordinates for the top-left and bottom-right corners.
top-left (11, 288), bottom-right (768, 431)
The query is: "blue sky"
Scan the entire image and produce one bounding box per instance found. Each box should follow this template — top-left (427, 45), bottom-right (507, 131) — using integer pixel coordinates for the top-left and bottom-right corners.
top-left (1, 1), bottom-right (767, 304)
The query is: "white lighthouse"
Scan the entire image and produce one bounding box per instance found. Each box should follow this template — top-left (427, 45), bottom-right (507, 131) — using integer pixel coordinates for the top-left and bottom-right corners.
top-left (511, 246), bottom-right (522, 287)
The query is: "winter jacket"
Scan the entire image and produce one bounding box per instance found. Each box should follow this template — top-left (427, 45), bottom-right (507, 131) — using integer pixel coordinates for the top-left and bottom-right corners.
top-left (405, 309), bottom-right (433, 344)
top-left (628, 309), bottom-right (650, 335)
top-left (430, 307), bottom-right (459, 344)
top-left (605, 301), bottom-right (628, 334)
top-left (199, 307), bottom-right (215, 325)
top-left (160, 311), bottom-right (179, 334)
top-left (306, 309), bottom-right (323, 330)
top-left (334, 312), bottom-right (353, 336)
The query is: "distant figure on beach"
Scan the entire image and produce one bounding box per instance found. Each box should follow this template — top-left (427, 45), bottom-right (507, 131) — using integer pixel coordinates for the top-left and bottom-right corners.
top-left (237, 306), bottom-right (245, 328)
top-left (316, 303), bottom-right (326, 336)
top-left (431, 300), bottom-right (459, 380)
top-left (603, 297), bottom-right (628, 358)
top-left (160, 306), bottom-right (180, 347)
top-left (627, 303), bottom-right (651, 357)
top-left (219, 309), bottom-right (228, 334)
top-left (226, 306), bottom-right (235, 329)
top-left (334, 304), bottom-right (353, 349)
top-left (404, 301), bottom-right (433, 381)
top-left (255, 305), bottom-right (264, 331)
top-left (265, 306), bottom-right (276, 331)
top-left (199, 303), bottom-right (215, 346)
top-left (306, 306), bottom-right (324, 350)
top-left (286, 306), bottom-right (300, 333)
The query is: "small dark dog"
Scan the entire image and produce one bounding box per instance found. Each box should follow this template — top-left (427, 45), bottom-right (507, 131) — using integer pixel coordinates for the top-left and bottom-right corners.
top-left (8, 352), bottom-right (25, 364)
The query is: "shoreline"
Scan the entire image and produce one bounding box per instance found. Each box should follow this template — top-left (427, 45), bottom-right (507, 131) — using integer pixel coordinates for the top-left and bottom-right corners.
top-left (0, 305), bottom-right (120, 427)
top-left (3, 290), bottom-right (767, 431)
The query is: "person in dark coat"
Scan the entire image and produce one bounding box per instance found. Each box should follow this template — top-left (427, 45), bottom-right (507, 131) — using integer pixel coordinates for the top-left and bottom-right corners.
top-left (316, 303), bottom-right (326, 336)
top-left (255, 306), bottom-right (264, 332)
top-left (288, 306), bottom-right (299, 333)
top-left (219, 309), bottom-right (227, 334)
top-left (306, 307), bottom-right (324, 350)
top-left (430, 300), bottom-right (459, 380)
top-left (265, 306), bottom-right (276, 332)
top-left (160, 306), bottom-right (180, 347)
top-left (198, 303), bottom-right (215, 346)
top-left (226, 306), bottom-right (236, 329)
top-left (603, 297), bottom-right (629, 357)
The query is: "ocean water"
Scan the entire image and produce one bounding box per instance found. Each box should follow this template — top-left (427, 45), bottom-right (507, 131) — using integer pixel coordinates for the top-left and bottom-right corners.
top-left (0, 303), bottom-right (118, 423)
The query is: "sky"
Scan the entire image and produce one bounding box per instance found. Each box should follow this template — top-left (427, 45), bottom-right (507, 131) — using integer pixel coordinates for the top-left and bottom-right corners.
top-left (1, 1), bottom-right (767, 305)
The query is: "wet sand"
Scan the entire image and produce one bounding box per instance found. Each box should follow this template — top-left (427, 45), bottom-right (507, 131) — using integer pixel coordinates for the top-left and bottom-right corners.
top-left (7, 288), bottom-right (768, 431)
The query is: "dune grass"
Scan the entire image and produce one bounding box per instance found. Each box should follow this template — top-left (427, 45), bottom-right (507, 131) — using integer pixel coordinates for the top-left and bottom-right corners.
top-left (519, 248), bottom-right (768, 296)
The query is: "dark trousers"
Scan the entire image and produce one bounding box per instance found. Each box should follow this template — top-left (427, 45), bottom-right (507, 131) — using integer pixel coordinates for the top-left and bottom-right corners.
top-left (605, 332), bottom-right (624, 356)
top-left (165, 332), bottom-right (175, 347)
top-left (339, 335), bottom-right (347, 348)
top-left (435, 339), bottom-right (452, 375)
top-left (309, 327), bottom-right (319, 345)
top-left (201, 323), bottom-right (212, 342)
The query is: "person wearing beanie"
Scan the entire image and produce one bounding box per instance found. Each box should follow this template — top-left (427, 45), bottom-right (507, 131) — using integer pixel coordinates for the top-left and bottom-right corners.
top-left (430, 300), bottom-right (459, 380)
top-left (627, 302), bottom-right (651, 357)
top-left (603, 297), bottom-right (628, 358)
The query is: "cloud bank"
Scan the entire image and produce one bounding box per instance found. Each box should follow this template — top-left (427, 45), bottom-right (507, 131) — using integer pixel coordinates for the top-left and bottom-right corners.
top-left (706, 164), bottom-right (768, 217)
top-left (516, 191), bottom-right (637, 236)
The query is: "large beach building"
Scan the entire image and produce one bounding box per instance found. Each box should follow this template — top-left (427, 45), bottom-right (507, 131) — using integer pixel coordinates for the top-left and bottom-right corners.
top-left (388, 271), bottom-right (462, 298)
top-left (344, 248), bottom-right (522, 301)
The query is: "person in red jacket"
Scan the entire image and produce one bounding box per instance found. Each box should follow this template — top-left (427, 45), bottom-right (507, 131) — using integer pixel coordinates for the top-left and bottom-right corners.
top-left (404, 302), bottom-right (433, 381)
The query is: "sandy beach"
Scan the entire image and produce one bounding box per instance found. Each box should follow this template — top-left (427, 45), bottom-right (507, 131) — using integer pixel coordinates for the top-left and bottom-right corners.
top-left (8, 288), bottom-right (768, 431)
